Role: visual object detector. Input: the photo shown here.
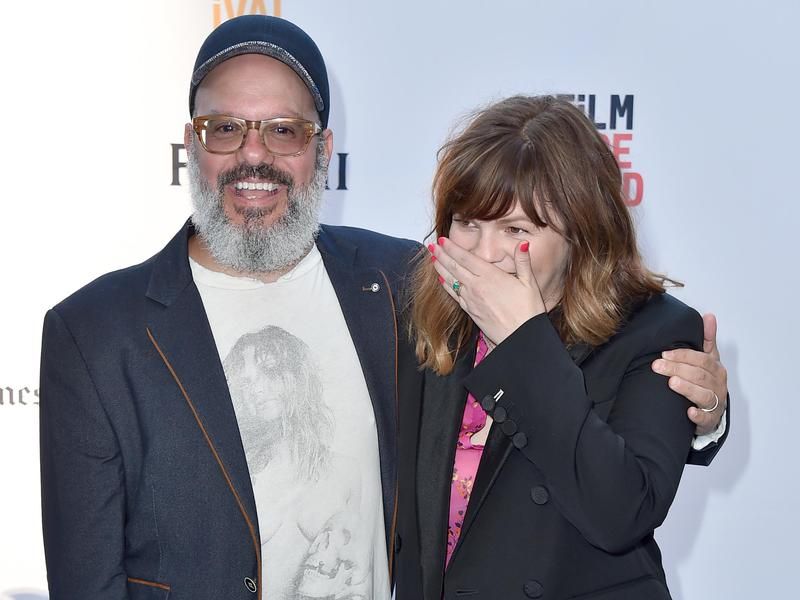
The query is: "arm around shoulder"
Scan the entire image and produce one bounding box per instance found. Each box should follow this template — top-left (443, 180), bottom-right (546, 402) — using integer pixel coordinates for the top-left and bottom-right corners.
top-left (463, 299), bottom-right (701, 553)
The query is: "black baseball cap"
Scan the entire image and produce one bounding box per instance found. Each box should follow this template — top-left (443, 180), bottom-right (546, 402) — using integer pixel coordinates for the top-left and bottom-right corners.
top-left (189, 15), bottom-right (330, 128)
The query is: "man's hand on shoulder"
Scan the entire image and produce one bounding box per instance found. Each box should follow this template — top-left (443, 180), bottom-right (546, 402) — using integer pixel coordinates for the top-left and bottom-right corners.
top-left (651, 313), bottom-right (728, 435)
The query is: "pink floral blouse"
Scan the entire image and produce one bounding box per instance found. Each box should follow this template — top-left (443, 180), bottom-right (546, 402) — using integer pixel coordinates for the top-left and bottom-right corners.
top-left (446, 333), bottom-right (490, 566)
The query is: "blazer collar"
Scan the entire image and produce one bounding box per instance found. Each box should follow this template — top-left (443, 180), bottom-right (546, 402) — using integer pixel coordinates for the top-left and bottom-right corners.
top-left (144, 220), bottom-right (260, 545)
top-left (145, 220), bottom-right (196, 307)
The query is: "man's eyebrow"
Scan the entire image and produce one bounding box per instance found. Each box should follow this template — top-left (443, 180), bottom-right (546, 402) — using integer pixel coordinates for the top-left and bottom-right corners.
top-left (201, 110), bottom-right (311, 120)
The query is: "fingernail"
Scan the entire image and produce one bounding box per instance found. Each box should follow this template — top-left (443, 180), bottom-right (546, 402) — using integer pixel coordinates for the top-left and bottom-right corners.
top-left (437, 237), bottom-right (446, 246)
top-left (653, 359), bottom-right (665, 372)
top-left (438, 275), bottom-right (445, 284)
top-left (430, 255), bottom-right (437, 262)
top-left (427, 243), bottom-right (435, 253)
top-left (520, 241), bottom-right (530, 252)
top-left (662, 350), bottom-right (674, 359)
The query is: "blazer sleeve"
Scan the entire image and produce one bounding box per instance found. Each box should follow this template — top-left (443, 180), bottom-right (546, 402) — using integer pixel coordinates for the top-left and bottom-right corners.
top-left (40, 308), bottom-right (130, 599)
top-left (462, 307), bottom-right (700, 554)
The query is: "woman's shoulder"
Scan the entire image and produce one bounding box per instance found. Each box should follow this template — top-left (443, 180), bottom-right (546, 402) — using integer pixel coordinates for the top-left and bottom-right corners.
top-left (608, 293), bottom-right (703, 353)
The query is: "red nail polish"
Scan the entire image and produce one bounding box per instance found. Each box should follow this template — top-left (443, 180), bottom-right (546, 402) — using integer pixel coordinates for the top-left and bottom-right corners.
top-left (427, 243), bottom-right (435, 253)
top-left (438, 275), bottom-right (445, 284)
top-left (430, 255), bottom-right (437, 262)
top-left (437, 237), bottom-right (445, 246)
top-left (520, 241), bottom-right (530, 252)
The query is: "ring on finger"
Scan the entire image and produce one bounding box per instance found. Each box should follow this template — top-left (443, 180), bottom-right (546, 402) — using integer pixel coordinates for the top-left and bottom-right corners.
top-left (700, 391), bottom-right (720, 413)
top-left (452, 279), bottom-right (462, 296)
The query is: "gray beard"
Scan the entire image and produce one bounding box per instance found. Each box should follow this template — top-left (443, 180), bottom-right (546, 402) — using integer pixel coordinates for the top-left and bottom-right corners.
top-left (187, 139), bottom-right (327, 274)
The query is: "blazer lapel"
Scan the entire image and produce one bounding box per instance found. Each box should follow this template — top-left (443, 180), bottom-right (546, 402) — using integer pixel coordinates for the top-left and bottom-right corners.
top-left (452, 418), bottom-right (513, 561)
top-left (144, 223), bottom-right (259, 537)
top-left (315, 226), bottom-right (399, 550)
top-left (416, 339), bottom-right (477, 599)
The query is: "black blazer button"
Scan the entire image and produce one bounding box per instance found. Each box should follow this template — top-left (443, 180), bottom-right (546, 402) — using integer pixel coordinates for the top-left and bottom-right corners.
top-left (523, 579), bottom-right (544, 598)
top-left (244, 577), bottom-right (257, 593)
top-left (480, 394), bottom-right (495, 412)
top-left (493, 406), bottom-right (507, 423)
top-left (395, 532), bottom-right (402, 553)
top-left (512, 432), bottom-right (528, 449)
top-left (531, 485), bottom-right (549, 505)
top-left (501, 419), bottom-right (518, 436)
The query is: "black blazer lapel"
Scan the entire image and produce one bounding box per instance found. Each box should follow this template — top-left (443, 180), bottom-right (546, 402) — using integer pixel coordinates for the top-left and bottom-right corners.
top-left (315, 227), bottom-right (399, 551)
top-left (452, 417), bottom-right (513, 561)
top-left (416, 340), bottom-right (477, 599)
top-left (144, 223), bottom-right (260, 545)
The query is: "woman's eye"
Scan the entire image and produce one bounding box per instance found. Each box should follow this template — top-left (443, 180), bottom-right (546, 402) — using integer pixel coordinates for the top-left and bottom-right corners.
top-left (507, 226), bottom-right (529, 235)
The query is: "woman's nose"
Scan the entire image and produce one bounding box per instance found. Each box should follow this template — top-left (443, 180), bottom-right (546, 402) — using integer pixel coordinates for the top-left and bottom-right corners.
top-left (473, 232), bottom-right (504, 263)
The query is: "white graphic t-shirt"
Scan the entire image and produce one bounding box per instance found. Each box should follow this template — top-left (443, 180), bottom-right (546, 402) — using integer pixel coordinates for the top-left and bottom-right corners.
top-left (191, 246), bottom-right (390, 600)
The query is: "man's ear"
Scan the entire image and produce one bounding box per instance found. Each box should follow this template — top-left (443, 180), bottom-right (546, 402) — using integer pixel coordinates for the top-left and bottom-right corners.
top-left (184, 123), bottom-right (193, 150)
top-left (321, 129), bottom-right (334, 166)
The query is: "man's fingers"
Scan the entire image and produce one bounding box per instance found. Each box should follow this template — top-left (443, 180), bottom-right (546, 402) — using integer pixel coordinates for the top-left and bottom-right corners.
top-left (668, 376), bottom-right (726, 437)
top-left (688, 405), bottom-right (721, 436)
top-left (666, 375), bottom-right (719, 408)
top-left (652, 358), bottom-right (713, 388)
top-left (702, 313), bottom-right (720, 358)
top-left (659, 348), bottom-right (720, 374)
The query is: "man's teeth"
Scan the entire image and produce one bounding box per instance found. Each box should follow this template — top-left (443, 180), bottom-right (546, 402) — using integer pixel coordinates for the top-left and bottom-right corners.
top-left (234, 181), bottom-right (279, 191)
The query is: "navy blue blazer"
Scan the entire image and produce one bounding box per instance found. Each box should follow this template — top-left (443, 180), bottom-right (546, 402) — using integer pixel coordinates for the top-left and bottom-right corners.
top-left (39, 221), bottom-right (419, 600)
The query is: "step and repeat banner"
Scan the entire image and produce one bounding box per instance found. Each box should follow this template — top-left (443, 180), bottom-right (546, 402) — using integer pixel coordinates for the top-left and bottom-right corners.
top-left (1, 1), bottom-right (797, 598)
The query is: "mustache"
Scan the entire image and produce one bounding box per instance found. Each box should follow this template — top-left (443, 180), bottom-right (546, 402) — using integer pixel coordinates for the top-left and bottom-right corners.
top-left (217, 162), bottom-right (294, 190)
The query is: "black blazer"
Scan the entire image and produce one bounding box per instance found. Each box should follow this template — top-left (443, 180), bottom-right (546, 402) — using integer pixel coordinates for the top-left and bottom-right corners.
top-left (39, 221), bottom-right (418, 600)
top-left (396, 294), bottom-right (726, 600)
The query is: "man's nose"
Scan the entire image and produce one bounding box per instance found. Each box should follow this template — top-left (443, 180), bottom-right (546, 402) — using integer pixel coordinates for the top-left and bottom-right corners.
top-left (238, 129), bottom-right (274, 165)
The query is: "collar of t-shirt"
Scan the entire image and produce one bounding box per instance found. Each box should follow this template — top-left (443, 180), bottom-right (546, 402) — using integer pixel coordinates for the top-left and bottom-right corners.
top-left (188, 245), bottom-right (321, 289)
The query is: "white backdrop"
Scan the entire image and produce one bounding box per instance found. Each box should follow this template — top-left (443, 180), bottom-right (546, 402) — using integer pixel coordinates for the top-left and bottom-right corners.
top-left (1, 1), bottom-right (797, 598)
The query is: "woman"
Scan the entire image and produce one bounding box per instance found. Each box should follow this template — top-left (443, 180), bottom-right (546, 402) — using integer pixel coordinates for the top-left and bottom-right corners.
top-left (396, 95), bottom-right (708, 599)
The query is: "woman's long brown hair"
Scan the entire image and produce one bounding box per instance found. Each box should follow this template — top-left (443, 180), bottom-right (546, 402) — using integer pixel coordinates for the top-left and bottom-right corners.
top-left (410, 95), bottom-right (673, 374)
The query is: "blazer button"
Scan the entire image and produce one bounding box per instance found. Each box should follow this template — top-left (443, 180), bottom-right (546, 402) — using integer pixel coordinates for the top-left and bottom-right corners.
top-left (480, 394), bottom-right (495, 412)
top-left (493, 405), bottom-right (507, 423)
top-left (531, 485), bottom-right (549, 505)
top-left (512, 432), bottom-right (528, 449)
top-left (501, 419), bottom-right (518, 436)
top-left (523, 579), bottom-right (544, 598)
top-left (244, 577), bottom-right (257, 593)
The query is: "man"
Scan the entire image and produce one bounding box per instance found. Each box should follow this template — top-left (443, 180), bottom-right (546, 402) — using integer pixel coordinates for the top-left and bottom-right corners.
top-left (39, 15), bottom-right (728, 600)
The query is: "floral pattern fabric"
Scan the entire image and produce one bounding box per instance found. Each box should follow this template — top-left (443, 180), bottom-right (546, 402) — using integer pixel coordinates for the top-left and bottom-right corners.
top-left (446, 333), bottom-right (489, 566)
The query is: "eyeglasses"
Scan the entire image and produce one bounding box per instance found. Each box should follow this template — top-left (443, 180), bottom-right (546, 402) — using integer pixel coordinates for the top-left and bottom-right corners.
top-left (192, 115), bottom-right (322, 156)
